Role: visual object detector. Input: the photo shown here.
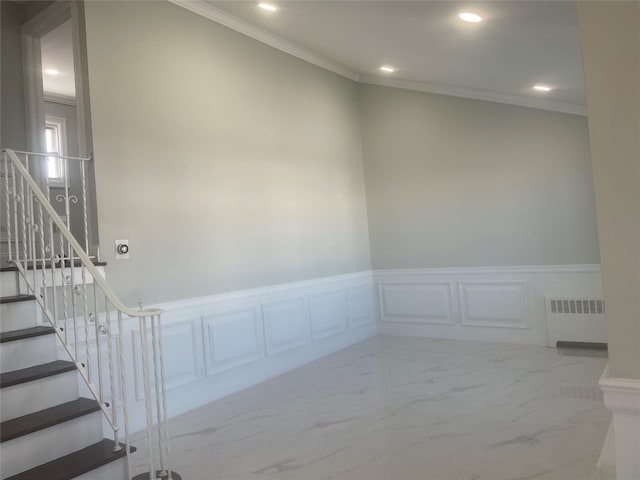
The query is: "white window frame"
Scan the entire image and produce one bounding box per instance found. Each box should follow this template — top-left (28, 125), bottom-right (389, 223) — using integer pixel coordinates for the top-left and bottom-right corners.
top-left (45, 115), bottom-right (67, 187)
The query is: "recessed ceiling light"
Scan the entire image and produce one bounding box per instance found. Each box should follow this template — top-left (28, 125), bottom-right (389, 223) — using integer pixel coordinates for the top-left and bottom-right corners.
top-left (380, 66), bottom-right (395, 73)
top-left (533, 85), bottom-right (552, 92)
top-left (258, 3), bottom-right (277, 12)
top-left (459, 12), bottom-right (482, 23)
top-left (44, 69), bottom-right (59, 75)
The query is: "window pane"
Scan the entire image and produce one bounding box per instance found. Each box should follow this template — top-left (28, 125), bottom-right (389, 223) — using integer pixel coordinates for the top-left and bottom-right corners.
top-left (45, 127), bottom-right (54, 152)
top-left (48, 157), bottom-right (59, 178)
top-left (45, 124), bottom-right (61, 179)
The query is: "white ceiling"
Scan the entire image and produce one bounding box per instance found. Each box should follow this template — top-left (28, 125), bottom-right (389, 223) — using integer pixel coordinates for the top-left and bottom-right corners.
top-left (190, 0), bottom-right (586, 114)
top-left (41, 19), bottom-right (76, 98)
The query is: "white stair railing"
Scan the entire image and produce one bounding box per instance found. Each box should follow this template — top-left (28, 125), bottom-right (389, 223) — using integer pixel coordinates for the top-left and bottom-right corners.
top-left (2, 148), bottom-right (177, 480)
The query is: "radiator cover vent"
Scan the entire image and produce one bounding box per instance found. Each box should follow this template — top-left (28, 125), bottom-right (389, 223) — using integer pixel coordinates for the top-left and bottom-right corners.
top-left (545, 295), bottom-right (607, 347)
top-left (550, 298), bottom-right (605, 315)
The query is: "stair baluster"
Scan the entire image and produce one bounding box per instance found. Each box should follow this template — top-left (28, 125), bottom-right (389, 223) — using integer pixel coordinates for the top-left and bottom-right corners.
top-left (1, 148), bottom-right (179, 480)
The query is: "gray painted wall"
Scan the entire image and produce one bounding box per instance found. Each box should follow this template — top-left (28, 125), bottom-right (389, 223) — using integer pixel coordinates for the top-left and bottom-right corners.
top-left (84, 1), bottom-right (600, 310)
top-left (84, 1), bottom-right (372, 305)
top-left (578, 2), bottom-right (640, 380)
top-left (0, 1), bottom-right (54, 149)
top-left (1, 1), bottom-right (28, 150)
top-left (359, 84), bottom-right (600, 268)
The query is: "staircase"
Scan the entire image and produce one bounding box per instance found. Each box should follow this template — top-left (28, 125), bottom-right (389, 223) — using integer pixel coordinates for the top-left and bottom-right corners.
top-left (0, 266), bottom-right (130, 479)
top-left (0, 149), bottom-right (178, 480)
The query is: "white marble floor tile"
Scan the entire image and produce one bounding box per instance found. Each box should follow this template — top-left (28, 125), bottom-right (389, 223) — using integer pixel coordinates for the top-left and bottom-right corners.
top-left (130, 336), bottom-right (609, 480)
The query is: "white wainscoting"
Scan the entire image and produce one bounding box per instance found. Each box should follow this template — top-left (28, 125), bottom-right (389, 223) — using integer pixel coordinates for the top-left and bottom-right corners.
top-left (347, 285), bottom-right (374, 328)
top-left (375, 265), bottom-right (603, 346)
top-left (58, 265), bottom-right (603, 435)
top-left (62, 271), bottom-right (376, 434)
top-left (379, 282), bottom-right (454, 325)
top-left (309, 290), bottom-right (347, 340)
top-left (458, 281), bottom-right (527, 329)
top-left (202, 307), bottom-right (263, 375)
top-left (263, 298), bottom-right (312, 354)
top-left (132, 319), bottom-right (203, 400)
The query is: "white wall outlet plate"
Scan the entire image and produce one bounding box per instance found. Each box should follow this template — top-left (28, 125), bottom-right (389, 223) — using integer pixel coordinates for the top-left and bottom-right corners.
top-left (115, 239), bottom-right (130, 259)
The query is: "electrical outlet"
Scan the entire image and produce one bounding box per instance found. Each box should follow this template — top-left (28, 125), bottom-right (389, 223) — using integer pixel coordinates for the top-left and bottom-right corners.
top-left (115, 239), bottom-right (130, 259)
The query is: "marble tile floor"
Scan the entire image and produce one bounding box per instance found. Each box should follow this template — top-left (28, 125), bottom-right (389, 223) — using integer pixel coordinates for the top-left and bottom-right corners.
top-left (130, 336), bottom-right (610, 480)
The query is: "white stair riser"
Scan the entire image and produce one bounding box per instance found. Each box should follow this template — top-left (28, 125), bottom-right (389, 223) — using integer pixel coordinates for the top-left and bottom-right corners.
top-left (1, 410), bottom-right (103, 478)
top-left (0, 271), bottom-right (20, 297)
top-left (0, 334), bottom-right (57, 373)
top-left (75, 457), bottom-right (128, 480)
top-left (0, 300), bottom-right (38, 332)
top-left (0, 370), bottom-right (78, 422)
top-left (1, 265), bottom-right (107, 297)
top-left (17, 265), bottom-right (105, 293)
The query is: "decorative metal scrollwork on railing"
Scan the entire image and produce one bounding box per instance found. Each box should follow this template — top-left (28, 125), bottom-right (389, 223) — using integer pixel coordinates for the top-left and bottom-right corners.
top-left (1, 148), bottom-right (179, 480)
top-left (55, 193), bottom-right (79, 204)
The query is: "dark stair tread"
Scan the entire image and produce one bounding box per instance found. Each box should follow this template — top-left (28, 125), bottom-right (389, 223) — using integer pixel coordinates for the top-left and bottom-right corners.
top-left (0, 360), bottom-right (76, 388)
top-left (0, 294), bottom-right (36, 304)
top-left (5, 438), bottom-right (134, 480)
top-left (1, 260), bottom-right (106, 273)
top-left (0, 326), bottom-right (56, 343)
top-left (1, 398), bottom-right (101, 442)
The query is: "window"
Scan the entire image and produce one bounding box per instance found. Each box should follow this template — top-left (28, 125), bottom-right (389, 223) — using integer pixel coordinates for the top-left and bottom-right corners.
top-left (45, 116), bottom-right (67, 186)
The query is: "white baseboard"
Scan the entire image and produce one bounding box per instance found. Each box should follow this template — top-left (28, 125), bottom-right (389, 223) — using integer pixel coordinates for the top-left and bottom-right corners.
top-left (66, 271), bottom-right (376, 434)
top-left (374, 265), bottom-right (603, 346)
top-left (600, 365), bottom-right (640, 480)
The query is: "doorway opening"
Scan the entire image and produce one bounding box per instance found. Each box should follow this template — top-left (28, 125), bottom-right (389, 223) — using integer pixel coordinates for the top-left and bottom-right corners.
top-left (8, 0), bottom-right (99, 259)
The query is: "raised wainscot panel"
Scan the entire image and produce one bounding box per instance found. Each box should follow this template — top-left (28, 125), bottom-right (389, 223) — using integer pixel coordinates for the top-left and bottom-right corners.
top-left (458, 281), bottom-right (528, 329)
top-left (309, 290), bottom-right (347, 340)
top-left (133, 318), bottom-right (201, 400)
top-left (65, 331), bottom-right (123, 406)
top-left (379, 282), bottom-right (454, 325)
top-left (346, 285), bottom-right (374, 328)
top-left (203, 308), bottom-right (263, 375)
top-left (262, 298), bottom-right (311, 355)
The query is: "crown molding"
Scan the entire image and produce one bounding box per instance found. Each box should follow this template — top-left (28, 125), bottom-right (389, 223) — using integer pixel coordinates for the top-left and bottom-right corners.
top-left (168, 0), bottom-right (359, 81)
top-left (169, 0), bottom-right (587, 117)
top-left (359, 75), bottom-right (587, 116)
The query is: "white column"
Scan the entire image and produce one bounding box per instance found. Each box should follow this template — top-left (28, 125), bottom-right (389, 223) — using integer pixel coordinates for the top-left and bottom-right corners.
top-left (577, 2), bottom-right (640, 479)
top-left (600, 367), bottom-right (640, 480)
